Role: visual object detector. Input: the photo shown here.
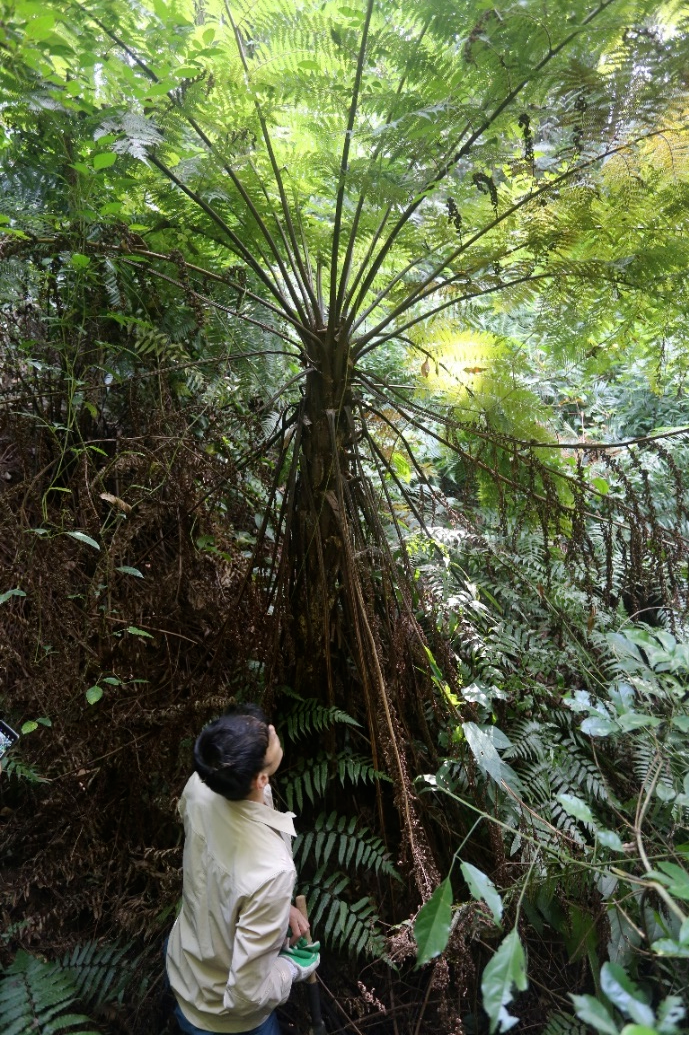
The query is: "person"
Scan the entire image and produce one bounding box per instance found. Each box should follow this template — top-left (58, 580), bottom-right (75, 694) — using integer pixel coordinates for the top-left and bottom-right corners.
top-left (166, 705), bottom-right (320, 1035)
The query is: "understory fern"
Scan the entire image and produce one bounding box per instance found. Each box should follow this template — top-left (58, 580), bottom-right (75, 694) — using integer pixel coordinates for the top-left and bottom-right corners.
top-left (294, 811), bottom-right (401, 881)
top-left (300, 871), bottom-right (386, 958)
top-left (0, 942), bottom-right (137, 1036)
top-left (60, 940), bottom-right (134, 1008)
top-left (543, 1010), bottom-right (587, 1035)
top-left (278, 694), bottom-right (392, 958)
top-left (280, 694), bottom-right (360, 741)
top-left (0, 951), bottom-right (90, 1036)
top-left (282, 750), bottom-right (390, 811)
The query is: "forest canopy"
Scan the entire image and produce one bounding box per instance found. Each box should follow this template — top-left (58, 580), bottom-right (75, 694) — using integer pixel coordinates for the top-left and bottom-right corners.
top-left (2, 0), bottom-right (689, 1032)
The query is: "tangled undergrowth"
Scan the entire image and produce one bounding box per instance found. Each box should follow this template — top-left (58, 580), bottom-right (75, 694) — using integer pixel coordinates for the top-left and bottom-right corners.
top-left (0, 374), bottom-right (280, 1028)
top-left (2, 230), bottom-right (689, 1037)
top-left (3, 304), bottom-right (689, 1034)
top-left (0, 371), bottom-right (455, 1034)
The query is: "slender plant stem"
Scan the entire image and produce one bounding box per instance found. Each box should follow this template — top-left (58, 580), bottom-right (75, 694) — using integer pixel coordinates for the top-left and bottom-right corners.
top-left (346, 0), bottom-right (620, 326)
top-left (329, 0), bottom-right (375, 327)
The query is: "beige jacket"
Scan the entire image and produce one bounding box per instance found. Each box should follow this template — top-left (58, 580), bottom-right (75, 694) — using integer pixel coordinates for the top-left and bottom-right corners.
top-left (166, 773), bottom-right (297, 1033)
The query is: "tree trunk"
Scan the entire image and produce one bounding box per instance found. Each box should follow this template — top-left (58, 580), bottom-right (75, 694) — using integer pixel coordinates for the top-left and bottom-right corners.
top-left (290, 330), bottom-right (354, 701)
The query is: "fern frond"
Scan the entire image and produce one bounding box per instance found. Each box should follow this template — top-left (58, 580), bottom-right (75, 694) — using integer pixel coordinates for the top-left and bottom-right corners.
top-left (280, 694), bottom-right (360, 742)
top-left (301, 872), bottom-right (386, 958)
top-left (294, 811), bottom-right (401, 881)
top-left (0, 951), bottom-right (91, 1036)
top-left (544, 1010), bottom-right (587, 1035)
top-left (336, 752), bottom-right (391, 788)
top-left (281, 749), bottom-right (390, 811)
top-left (503, 719), bottom-right (548, 762)
top-left (60, 940), bottom-right (135, 1009)
top-left (282, 752), bottom-right (331, 811)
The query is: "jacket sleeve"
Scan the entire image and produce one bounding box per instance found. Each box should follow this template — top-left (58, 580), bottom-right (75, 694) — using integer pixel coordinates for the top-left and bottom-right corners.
top-left (223, 870), bottom-right (295, 1021)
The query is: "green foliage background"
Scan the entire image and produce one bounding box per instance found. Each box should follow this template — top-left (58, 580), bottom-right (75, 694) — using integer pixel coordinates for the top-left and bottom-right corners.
top-left (1, 0), bottom-right (689, 1032)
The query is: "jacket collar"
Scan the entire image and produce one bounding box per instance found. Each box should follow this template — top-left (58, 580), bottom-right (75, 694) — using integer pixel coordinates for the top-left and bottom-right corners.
top-left (231, 797), bottom-right (297, 837)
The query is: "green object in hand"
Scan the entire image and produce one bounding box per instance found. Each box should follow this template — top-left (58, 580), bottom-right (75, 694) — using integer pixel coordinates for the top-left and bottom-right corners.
top-left (281, 937), bottom-right (320, 967)
top-left (279, 937), bottom-right (321, 982)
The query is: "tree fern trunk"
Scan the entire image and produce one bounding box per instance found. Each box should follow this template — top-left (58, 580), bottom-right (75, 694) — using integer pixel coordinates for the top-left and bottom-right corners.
top-left (290, 332), bottom-right (354, 701)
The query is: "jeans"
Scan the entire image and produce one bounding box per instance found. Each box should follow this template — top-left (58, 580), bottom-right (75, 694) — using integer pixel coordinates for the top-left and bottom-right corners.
top-left (173, 1004), bottom-right (281, 1035)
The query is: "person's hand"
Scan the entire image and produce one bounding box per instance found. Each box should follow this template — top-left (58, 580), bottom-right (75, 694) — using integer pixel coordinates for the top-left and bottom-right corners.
top-left (288, 905), bottom-right (310, 946)
top-left (279, 938), bottom-right (320, 982)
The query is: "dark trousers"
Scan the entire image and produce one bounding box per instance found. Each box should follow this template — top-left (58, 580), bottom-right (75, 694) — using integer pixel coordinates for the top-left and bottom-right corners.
top-left (173, 1003), bottom-right (280, 1035)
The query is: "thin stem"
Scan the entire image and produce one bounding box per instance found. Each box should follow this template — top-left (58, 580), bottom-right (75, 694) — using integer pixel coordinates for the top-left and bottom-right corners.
top-left (351, 127), bottom-right (686, 344)
top-left (356, 271), bottom-right (554, 357)
top-left (329, 0), bottom-right (375, 327)
top-left (346, 0), bottom-right (619, 326)
top-left (336, 16), bottom-right (433, 317)
top-left (117, 256), bottom-right (311, 349)
top-left (145, 154), bottom-right (296, 318)
top-left (223, 0), bottom-right (320, 320)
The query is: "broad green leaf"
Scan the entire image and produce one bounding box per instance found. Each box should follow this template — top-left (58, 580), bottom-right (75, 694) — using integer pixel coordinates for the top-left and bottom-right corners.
top-left (653, 862), bottom-right (689, 900)
top-left (621, 1026), bottom-right (658, 1035)
top-left (651, 938), bottom-right (689, 957)
top-left (600, 962), bottom-right (654, 1027)
top-left (66, 531), bottom-right (100, 550)
top-left (126, 626), bottom-right (153, 638)
top-left (571, 993), bottom-right (619, 1034)
top-left (460, 861), bottom-right (503, 924)
top-left (655, 994), bottom-right (686, 1033)
top-left (70, 253), bottom-right (91, 269)
top-left (596, 829), bottom-right (625, 852)
top-left (116, 566), bottom-right (144, 578)
top-left (591, 476), bottom-right (610, 494)
top-left (672, 716), bottom-right (689, 732)
top-left (617, 713), bottom-right (662, 731)
top-left (86, 686), bottom-right (103, 704)
top-left (24, 13), bottom-right (56, 38)
top-left (0, 588), bottom-right (26, 604)
top-left (462, 723), bottom-right (521, 790)
top-left (580, 716), bottom-right (618, 737)
top-left (390, 451), bottom-right (412, 481)
top-left (481, 928), bottom-right (527, 1034)
top-left (414, 877), bottom-right (453, 965)
top-left (37, 717), bottom-right (52, 727)
top-left (92, 152), bottom-right (116, 170)
top-left (21, 720), bottom-right (38, 734)
top-left (557, 793), bottom-right (595, 825)
top-left (102, 676), bottom-right (122, 685)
